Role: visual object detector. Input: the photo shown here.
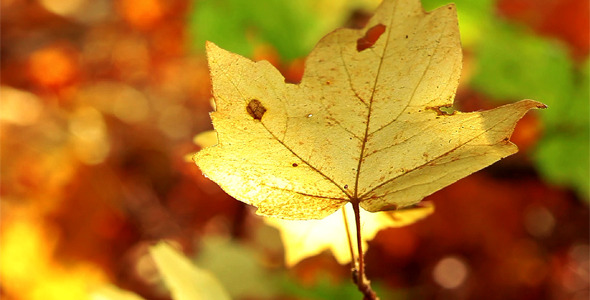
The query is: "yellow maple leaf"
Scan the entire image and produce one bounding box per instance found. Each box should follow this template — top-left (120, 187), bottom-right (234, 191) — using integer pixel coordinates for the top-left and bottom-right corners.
top-left (194, 0), bottom-right (545, 220)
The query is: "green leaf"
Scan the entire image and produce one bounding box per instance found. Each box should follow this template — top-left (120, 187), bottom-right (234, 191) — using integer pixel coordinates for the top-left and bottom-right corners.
top-left (471, 24), bottom-right (573, 100)
top-left (195, 237), bottom-right (279, 299)
top-left (564, 58), bottom-right (590, 127)
top-left (534, 130), bottom-right (589, 200)
top-left (188, 0), bottom-right (319, 60)
top-left (280, 275), bottom-right (398, 300)
top-left (420, 0), bottom-right (494, 46)
top-left (149, 242), bottom-right (231, 300)
top-left (470, 24), bottom-right (575, 126)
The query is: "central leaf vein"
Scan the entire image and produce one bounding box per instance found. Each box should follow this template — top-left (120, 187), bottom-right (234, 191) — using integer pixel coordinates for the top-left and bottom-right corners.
top-left (353, 0), bottom-right (399, 201)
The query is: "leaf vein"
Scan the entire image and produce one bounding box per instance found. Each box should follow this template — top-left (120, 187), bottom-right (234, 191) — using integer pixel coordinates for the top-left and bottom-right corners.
top-left (360, 113), bottom-right (511, 199)
top-left (353, 0), bottom-right (399, 199)
top-left (368, 18), bottom-right (449, 138)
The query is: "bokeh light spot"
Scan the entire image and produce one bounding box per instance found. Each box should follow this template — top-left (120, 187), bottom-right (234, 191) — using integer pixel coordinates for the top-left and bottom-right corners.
top-left (1, 86), bottom-right (42, 125)
top-left (563, 243), bottom-right (590, 292)
top-left (433, 256), bottom-right (470, 289)
top-left (136, 252), bottom-right (160, 284)
top-left (69, 106), bottom-right (110, 164)
top-left (119, 0), bottom-right (164, 30)
top-left (40, 0), bottom-right (85, 16)
top-left (40, 0), bottom-right (109, 23)
top-left (158, 105), bottom-right (192, 140)
top-left (28, 45), bottom-right (78, 89)
top-left (523, 204), bottom-right (555, 238)
top-left (69, 106), bottom-right (105, 141)
top-left (111, 86), bottom-right (150, 123)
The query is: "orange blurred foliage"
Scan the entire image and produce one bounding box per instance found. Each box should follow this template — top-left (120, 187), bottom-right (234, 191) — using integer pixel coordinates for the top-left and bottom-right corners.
top-left (28, 43), bottom-right (79, 90)
top-left (118, 0), bottom-right (165, 31)
top-left (498, 0), bottom-right (590, 59)
top-left (1, 0), bottom-right (588, 299)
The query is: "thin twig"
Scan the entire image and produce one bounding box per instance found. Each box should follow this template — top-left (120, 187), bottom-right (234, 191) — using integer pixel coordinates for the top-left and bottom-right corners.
top-left (351, 202), bottom-right (379, 300)
top-left (342, 205), bottom-right (356, 264)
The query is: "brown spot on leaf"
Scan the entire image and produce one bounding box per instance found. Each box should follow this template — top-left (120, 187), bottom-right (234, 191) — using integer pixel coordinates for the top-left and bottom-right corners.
top-left (246, 99), bottom-right (267, 120)
top-left (356, 24), bottom-right (386, 51)
top-left (426, 105), bottom-right (455, 116)
top-left (292, 163), bottom-right (298, 167)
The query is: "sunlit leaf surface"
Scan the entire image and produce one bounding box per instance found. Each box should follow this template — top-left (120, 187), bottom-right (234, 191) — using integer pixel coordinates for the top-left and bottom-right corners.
top-left (195, 0), bottom-right (545, 220)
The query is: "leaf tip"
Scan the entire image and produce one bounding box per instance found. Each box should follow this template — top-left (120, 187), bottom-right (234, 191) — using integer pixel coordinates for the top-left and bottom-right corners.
top-left (204, 40), bottom-right (217, 50)
top-left (534, 102), bottom-right (548, 110)
top-left (205, 41), bottom-right (226, 60)
top-left (520, 99), bottom-right (548, 110)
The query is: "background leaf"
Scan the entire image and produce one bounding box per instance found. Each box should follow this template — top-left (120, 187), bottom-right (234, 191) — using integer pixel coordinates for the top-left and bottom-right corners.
top-left (188, 0), bottom-right (318, 59)
top-left (420, 0), bottom-right (494, 46)
top-left (90, 285), bottom-right (146, 300)
top-left (266, 202), bottom-right (434, 266)
top-left (195, 237), bottom-right (279, 299)
top-left (149, 242), bottom-right (231, 300)
top-left (188, 0), bottom-right (382, 60)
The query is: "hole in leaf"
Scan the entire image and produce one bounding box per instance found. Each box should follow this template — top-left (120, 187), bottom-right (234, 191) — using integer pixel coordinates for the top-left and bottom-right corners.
top-left (426, 105), bottom-right (455, 116)
top-left (356, 24), bottom-right (386, 51)
top-left (246, 99), bottom-right (266, 120)
top-left (439, 106), bottom-right (455, 115)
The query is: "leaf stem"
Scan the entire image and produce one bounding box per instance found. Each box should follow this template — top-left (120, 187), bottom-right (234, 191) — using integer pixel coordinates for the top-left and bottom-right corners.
top-left (342, 205), bottom-right (356, 264)
top-left (351, 202), bottom-right (378, 300)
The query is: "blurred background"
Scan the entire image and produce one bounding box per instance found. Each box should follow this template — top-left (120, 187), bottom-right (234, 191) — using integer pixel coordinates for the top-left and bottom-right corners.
top-left (1, 0), bottom-right (588, 299)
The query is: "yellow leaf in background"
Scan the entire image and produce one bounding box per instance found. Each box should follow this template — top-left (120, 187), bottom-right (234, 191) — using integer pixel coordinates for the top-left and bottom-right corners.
top-left (265, 202), bottom-right (434, 266)
top-left (149, 242), bottom-right (231, 300)
top-left (194, 0), bottom-right (545, 220)
top-left (193, 130), bottom-right (218, 149)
